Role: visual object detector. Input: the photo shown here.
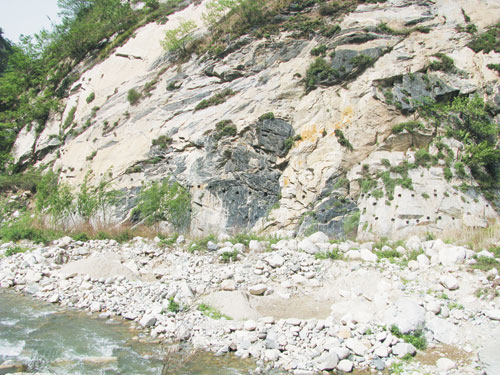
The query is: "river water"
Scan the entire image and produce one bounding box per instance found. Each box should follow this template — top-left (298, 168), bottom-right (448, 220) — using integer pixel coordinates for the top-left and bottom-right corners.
top-left (0, 291), bottom-right (259, 375)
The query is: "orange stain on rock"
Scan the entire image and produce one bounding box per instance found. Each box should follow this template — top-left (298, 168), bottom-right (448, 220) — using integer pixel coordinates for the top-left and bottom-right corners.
top-left (335, 106), bottom-right (354, 130)
top-left (299, 123), bottom-right (319, 142)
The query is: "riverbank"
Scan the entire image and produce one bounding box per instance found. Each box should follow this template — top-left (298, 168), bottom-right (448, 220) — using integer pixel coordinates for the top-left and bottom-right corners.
top-left (1, 231), bottom-right (499, 374)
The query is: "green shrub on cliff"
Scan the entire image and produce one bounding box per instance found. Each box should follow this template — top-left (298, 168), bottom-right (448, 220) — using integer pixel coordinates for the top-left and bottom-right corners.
top-left (469, 22), bottom-right (500, 53)
top-left (133, 178), bottom-right (191, 231)
top-left (161, 20), bottom-right (197, 57)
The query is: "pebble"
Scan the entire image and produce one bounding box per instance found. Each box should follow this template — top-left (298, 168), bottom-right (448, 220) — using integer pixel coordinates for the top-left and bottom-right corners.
top-left (440, 275), bottom-right (459, 290)
top-left (248, 284), bottom-right (267, 295)
top-left (485, 309), bottom-right (500, 321)
top-left (337, 359), bottom-right (354, 372)
top-left (436, 358), bottom-right (457, 371)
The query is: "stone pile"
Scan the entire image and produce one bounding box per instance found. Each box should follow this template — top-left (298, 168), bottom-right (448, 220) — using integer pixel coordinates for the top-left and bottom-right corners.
top-left (1, 231), bottom-right (499, 375)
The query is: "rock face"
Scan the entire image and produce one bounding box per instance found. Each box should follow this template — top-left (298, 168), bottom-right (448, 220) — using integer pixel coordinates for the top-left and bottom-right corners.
top-left (11, 0), bottom-right (500, 237)
top-left (195, 117), bottom-right (293, 230)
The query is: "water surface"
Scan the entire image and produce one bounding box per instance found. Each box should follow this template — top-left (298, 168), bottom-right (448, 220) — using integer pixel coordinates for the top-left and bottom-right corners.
top-left (0, 290), bottom-right (260, 375)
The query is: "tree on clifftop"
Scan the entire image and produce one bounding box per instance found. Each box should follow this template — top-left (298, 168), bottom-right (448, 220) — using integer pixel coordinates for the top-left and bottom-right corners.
top-left (0, 28), bottom-right (12, 74)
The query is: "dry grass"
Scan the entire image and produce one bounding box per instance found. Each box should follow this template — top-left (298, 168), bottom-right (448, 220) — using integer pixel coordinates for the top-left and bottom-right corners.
top-left (441, 223), bottom-right (500, 251)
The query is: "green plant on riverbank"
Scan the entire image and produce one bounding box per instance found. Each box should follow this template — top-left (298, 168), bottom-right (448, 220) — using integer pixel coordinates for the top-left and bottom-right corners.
top-left (133, 178), bottom-right (191, 231)
top-left (229, 233), bottom-right (279, 247)
top-left (390, 325), bottom-right (427, 350)
top-left (0, 216), bottom-right (62, 244)
top-left (315, 249), bottom-right (343, 260)
top-left (189, 234), bottom-right (218, 252)
top-left (34, 170), bottom-right (121, 229)
top-left (198, 303), bottom-right (231, 320)
top-left (471, 255), bottom-right (499, 273)
top-left (220, 250), bottom-right (239, 263)
top-left (4, 246), bottom-right (28, 257)
top-left (167, 297), bottom-right (181, 313)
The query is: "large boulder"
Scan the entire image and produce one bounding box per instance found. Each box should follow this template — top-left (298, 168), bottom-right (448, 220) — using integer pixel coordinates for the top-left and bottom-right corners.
top-left (426, 316), bottom-right (458, 345)
top-left (298, 238), bottom-right (319, 254)
top-left (384, 299), bottom-right (425, 334)
top-left (479, 328), bottom-right (500, 375)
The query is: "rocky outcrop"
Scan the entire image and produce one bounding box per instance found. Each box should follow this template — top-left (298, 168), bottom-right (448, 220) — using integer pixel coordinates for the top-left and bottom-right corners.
top-left (11, 0), bottom-right (500, 237)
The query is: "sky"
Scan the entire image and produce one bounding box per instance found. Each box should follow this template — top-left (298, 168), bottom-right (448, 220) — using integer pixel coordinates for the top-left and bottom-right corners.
top-left (0, 0), bottom-right (61, 43)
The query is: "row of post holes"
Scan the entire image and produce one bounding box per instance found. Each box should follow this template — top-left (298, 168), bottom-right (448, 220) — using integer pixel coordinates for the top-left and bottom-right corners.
top-left (371, 216), bottom-right (446, 224)
top-left (361, 192), bottom-right (439, 199)
top-left (191, 185), bottom-right (271, 198)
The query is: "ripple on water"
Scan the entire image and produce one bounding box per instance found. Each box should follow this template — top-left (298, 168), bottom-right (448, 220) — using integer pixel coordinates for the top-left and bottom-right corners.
top-left (0, 338), bottom-right (25, 357)
top-left (0, 317), bottom-right (19, 326)
top-left (0, 291), bottom-right (285, 375)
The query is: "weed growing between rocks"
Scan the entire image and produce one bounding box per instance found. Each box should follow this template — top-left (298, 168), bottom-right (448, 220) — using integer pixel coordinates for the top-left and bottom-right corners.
top-left (4, 246), bottom-right (27, 257)
top-left (343, 211), bottom-right (360, 238)
top-left (375, 21), bottom-right (430, 36)
top-left (229, 233), bottom-right (279, 248)
top-left (314, 249), bottom-right (343, 260)
top-left (198, 303), bottom-right (231, 320)
top-left (390, 325), bottom-right (427, 351)
top-left (468, 22), bottom-right (500, 53)
top-left (152, 135), bottom-right (173, 149)
top-left (189, 234), bottom-right (218, 252)
top-left (220, 250), bottom-right (239, 263)
top-left (214, 120), bottom-right (237, 140)
top-left (167, 297), bottom-right (181, 313)
top-left (471, 255), bottom-right (499, 273)
top-left (194, 89), bottom-right (236, 111)
top-left (127, 88), bottom-right (142, 105)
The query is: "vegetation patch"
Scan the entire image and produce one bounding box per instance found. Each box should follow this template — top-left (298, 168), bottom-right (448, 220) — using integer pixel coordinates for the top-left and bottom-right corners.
top-left (0, 216), bottom-right (62, 244)
top-left (198, 303), bottom-right (231, 320)
top-left (194, 89), bottom-right (235, 111)
top-left (343, 211), bottom-right (360, 238)
top-left (471, 255), bottom-right (499, 273)
top-left (133, 178), bottom-right (191, 231)
top-left (305, 57), bottom-right (339, 92)
top-left (315, 249), bottom-right (343, 260)
top-left (214, 120), bottom-right (237, 140)
top-left (351, 54), bottom-right (375, 70)
top-left (167, 297), bottom-right (181, 313)
top-left (4, 246), bottom-right (28, 257)
top-left (468, 22), bottom-right (500, 53)
top-left (390, 325), bottom-right (427, 350)
top-left (429, 53), bottom-right (456, 72)
top-left (375, 22), bottom-right (430, 36)
top-left (311, 44), bottom-right (328, 57)
top-left (220, 250), bottom-right (239, 263)
top-left (86, 92), bottom-right (95, 104)
top-left (391, 121), bottom-right (425, 134)
top-left (127, 89), bottom-right (142, 105)
top-left (424, 96), bottom-right (500, 189)
top-left (63, 107), bottom-right (77, 130)
top-left (487, 63), bottom-right (500, 75)
top-left (334, 129), bottom-right (353, 151)
top-left (189, 234), bottom-right (218, 252)
top-left (258, 112), bottom-right (275, 121)
top-left (161, 20), bottom-right (197, 58)
top-left (152, 135), bottom-right (173, 149)
top-left (0, 171), bottom-right (40, 193)
top-left (229, 233), bottom-right (279, 248)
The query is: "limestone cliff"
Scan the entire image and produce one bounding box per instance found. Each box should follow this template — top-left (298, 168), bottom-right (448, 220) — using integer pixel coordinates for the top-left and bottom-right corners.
top-left (12, 0), bottom-right (500, 238)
